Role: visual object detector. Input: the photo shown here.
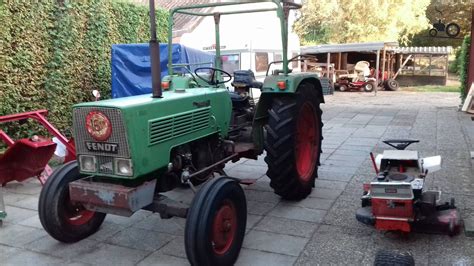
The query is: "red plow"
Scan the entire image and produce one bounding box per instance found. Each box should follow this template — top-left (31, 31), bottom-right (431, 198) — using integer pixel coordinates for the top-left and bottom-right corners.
top-left (0, 110), bottom-right (75, 224)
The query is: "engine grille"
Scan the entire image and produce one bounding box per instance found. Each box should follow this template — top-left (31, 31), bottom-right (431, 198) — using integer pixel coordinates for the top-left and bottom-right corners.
top-left (149, 107), bottom-right (211, 145)
top-left (73, 107), bottom-right (130, 158)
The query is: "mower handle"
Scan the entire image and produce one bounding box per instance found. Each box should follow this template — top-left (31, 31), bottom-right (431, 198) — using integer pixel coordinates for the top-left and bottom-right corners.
top-left (383, 139), bottom-right (419, 150)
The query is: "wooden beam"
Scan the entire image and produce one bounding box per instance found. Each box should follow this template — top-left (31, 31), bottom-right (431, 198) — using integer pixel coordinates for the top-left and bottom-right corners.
top-left (381, 49), bottom-right (386, 81)
top-left (375, 50), bottom-right (380, 95)
top-left (393, 54), bottom-right (412, 79)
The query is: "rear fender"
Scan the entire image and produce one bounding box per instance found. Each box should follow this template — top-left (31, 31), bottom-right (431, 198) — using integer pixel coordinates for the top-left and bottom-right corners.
top-left (252, 76), bottom-right (324, 152)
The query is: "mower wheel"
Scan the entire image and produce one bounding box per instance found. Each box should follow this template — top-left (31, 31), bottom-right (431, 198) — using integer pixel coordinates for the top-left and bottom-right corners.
top-left (364, 81), bottom-right (375, 92)
top-left (384, 79), bottom-right (399, 91)
top-left (374, 249), bottom-right (415, 266)
top-left (339, 84), bottom-right (348, 92)
top-left (38, 161), bottom-right (106, 243)
top-left (265, 82), bottom-right (322, 200)
top-left (185, 177), bottom-right (246, 266)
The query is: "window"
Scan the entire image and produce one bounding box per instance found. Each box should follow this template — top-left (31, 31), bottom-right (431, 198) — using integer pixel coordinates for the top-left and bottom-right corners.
top-left (221, 54), bottom-right (240, 75)
top-left (255, 52), bottom-right (268, 72)
top-left (273, 53), bottom-right (283, 67)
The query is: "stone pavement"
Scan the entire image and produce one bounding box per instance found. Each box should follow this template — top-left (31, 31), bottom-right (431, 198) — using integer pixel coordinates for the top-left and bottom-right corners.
top-left (1, 91), bottom-right (474, 265)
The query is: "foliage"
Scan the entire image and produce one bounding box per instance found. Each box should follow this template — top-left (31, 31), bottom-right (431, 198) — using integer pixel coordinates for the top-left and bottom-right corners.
top-left (294, 0), bottom-right (430, 45)
top-left (459, 35), bottom-right (470, 101)
top-left (407, 0), bottom-right (471, 47)
top-left (0, 1), bottom-right (167, 140)
top-left (448, 47), bottom-right (461, 74)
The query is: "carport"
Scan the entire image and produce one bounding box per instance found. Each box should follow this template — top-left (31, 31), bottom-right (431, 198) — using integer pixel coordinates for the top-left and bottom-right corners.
top-left (301, 42), bottom-right (399, 94)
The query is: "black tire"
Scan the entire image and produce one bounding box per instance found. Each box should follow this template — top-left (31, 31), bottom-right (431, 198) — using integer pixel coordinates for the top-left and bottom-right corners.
top-left (384, 79), bottom-right (400, 91)
top-left (185, 177), bottom-right (246, 266)
top-left (264, 82), bottom-right (323, 200)
top-left (374, 250), bottom-right (415, 266)
top-left (38, 161), bottom-right (106, 243)
top-left (429, 28), bottom-right (437, 37)
top-left (364, 81), bottom-right (376, 92)
top-left (445, 23), bottom-right (460, 38)
top-left (339, 84), bottom-right (348, 92)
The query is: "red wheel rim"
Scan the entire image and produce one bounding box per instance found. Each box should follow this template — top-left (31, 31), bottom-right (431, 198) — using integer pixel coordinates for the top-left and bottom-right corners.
top-left (295, 102), bottom-right (319, 182)
top-left (63, 194), bottom-right (95, 226)
top-left (211, 199), bottom-right (237, 255)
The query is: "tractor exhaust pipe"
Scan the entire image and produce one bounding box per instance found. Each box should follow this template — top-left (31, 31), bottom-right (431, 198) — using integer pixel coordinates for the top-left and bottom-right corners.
top-left (149, 0), bottom-right (162, 98)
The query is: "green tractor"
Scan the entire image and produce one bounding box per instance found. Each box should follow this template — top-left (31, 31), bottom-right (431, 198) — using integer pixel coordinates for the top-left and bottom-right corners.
top-left (38, 1), bottom-right (325, 265)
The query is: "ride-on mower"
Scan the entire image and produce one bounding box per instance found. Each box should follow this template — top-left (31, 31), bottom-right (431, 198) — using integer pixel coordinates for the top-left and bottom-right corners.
top-left (38, 1), bottom-right (325, 265)
top-left (356, 140), bottom-right (461, 236)
top-left (335, 61), bottom-right (377, 92)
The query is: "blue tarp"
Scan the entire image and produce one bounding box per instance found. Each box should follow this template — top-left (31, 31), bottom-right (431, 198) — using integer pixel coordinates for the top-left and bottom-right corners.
top-left (111, 43), bottom-right (214, 98)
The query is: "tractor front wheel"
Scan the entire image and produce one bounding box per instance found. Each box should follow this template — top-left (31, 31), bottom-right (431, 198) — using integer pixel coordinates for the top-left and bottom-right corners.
top-left (38, 161), bottom-right (106, 243)
top-left (265, 83), bottom-right (323, 200)
top-left (185, 177), bottom-right (246, 266)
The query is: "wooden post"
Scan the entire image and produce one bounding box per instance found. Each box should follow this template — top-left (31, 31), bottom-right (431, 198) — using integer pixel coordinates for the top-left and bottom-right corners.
top-left (381, 49), bottom-right (386, 82)
top-left (412, 55), bottom-right (416, 76)
top-left (327, 52), bottom-right (331, 77)
top-left (429, 54), bottom-right (432, 76)
top-left (467, 3), bottom-right (474, 95)
top-left (375, 50), bottom-right (380, 95)
top-left (338, 52), bottom-right (342, 70)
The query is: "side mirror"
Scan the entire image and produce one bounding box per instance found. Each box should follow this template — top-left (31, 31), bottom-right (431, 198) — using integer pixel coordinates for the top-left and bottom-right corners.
top-left (92, 90), bottom-right (101, 101)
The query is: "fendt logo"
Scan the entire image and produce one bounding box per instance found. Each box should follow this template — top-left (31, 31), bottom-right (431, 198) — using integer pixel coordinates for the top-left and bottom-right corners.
top-left (86, 111), bottom-right (112, 141)
top-left (86, 141), bottom-right (119, 154)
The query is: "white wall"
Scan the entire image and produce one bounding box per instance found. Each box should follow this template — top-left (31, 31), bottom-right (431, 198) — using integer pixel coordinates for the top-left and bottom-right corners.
top-left (179, 2), bottom-right (300, 57)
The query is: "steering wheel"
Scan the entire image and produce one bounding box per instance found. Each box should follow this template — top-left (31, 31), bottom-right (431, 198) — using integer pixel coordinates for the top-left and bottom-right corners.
top-left (194, 67), bottom-right (232, 86)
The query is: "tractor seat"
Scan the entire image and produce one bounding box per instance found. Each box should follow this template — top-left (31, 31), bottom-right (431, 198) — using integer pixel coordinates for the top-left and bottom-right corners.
top-left (0, 138), bottom-right (56, 185)
top-left (232, 70), bottom-right (263, 89)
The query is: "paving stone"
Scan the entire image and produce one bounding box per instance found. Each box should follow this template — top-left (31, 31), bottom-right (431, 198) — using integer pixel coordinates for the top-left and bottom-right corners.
top-left (105, 210), bottom-right (152, 227)
top-left (295, 225), bottom-right (372, 265)
top-left (0, 244), bottom-right (20, 260)
top-left (245, 189), bottom-right (281, 203)
top-left (88, 221), bottom-right (127, 242)
top-left (18, 214), bottom-right (43, 229)
top-left (2, 205), bottom-right (37, 223)
top-left (317, 170), bottom-right (355, 182)
top-left (133, 215), bottom-right (186, 236)
top-left (236, 248), bottom-right (297, 266)
top-left (313, 179), bottom-right (347, 190)
top-left (254, 216), bottom-right (318, 238)
top-left (268, 204), bottom-right (326, 223)
top-left (246, 200), bottom-right (277, 215)
top-left (26, 235), bottom-right (99, 259)
top-left (243, 230), bottom-right (309, 256)
top-left (309, 187), bottom-right (343, 200)
top-left (74, 243), bottom-right (149, 265)
top-left (159, 236), bottom-right (186, 258)
top-left (106, 227), bottom-right (175, 252)
top-left (0, 223), bottom-right (47, 247)
top-left (281, 197), bottom-right (334, 211)
top-left (2, 249), bottom-right (66, 266)
top-left (3, 180), bottom-right (42, 195)
top-left (8, 196), bottom-right (38, 210)
top-left (3, 192), bottom-right (32, 205)
top-left (137, 252), bottom-right (189, 266)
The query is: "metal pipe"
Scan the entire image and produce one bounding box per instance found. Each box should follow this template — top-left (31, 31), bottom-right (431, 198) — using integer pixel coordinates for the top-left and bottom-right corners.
top-left (214, 13), bottom-right (222, 81)
top-left (149, 0), bottom-right (162, 98)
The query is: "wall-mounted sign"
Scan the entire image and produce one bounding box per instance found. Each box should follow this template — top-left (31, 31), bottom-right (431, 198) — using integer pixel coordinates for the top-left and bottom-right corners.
top-left (428, 6), bottom-right (461, 38)
top-left (203, 44), bottom-right (227, 51)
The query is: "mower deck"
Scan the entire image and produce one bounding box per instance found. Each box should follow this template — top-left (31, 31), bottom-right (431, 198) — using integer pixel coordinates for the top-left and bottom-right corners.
top-left (356, 206), bottom-right (461, 236)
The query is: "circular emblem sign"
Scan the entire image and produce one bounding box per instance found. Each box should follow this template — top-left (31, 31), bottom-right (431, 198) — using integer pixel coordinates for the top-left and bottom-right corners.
top-left (86, 111), bottom-right (112, 141)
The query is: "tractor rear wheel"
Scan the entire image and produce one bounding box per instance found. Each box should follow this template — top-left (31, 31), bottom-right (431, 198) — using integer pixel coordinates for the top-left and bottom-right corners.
top-left (185, 177), bottom-right (246, 266)
top-left (264, 82), bottom-right (323, 200)
top-left (38, 161), bottom-right (106, 243)
top-left (384, 79), bottom-right (399, 91)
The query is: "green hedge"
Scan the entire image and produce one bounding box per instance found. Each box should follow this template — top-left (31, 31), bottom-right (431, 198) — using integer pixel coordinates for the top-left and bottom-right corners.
top-left (459, 36), bottom-right (471, 101)
top-left (0, 1), bottom-right (167, 140)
